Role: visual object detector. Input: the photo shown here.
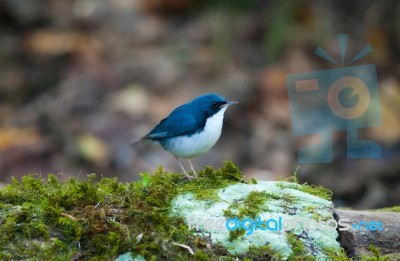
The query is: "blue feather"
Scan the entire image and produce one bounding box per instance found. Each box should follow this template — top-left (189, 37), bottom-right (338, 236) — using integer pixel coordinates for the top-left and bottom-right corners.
top-left (143, 104), bottom-right (206, 139)
top-left (143, 93), bottom-right (227, 140)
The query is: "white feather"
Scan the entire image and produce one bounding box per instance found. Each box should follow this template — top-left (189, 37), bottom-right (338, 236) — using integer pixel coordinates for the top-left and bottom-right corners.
top-left (162, 106), bottom-right (228, 158)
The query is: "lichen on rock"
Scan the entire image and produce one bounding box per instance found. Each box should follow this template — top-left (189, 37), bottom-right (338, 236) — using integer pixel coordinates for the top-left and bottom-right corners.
top-left (171, 180), bottom-right (343, 260)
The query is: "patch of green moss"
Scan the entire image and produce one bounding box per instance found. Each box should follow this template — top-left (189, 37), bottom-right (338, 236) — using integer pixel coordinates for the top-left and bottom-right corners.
top-left (221, 190), bottom-right (277, 242)
top-left (0, 162), bottom-right (247, 260)
top-left (193, 249), bottom-right (210, 261)
top-left (278, 168), bottom-right (333, 201)
top-left (282, 192), bottom-right (296, 204)
top-left (304, 205), bottom-right (319, 221)
top-left (288, 166), bottom-right (301, 184)
top-left (276, 181), bottom-right (332, 201)
top-left (178, 161), bottom-right (243, 202)
top-left (249, 178), bottom-right (257, 184)
top-left (287, 232), bottom-right (315, 260)
top-left (359, 244), bottom-right (390, 261)
top-left (223, 191), bottom-right (271, 221)
top-left (0, 172), bottom-right (136, 260)
top-left (300, 183), bottom-right (332, 201)
top-left (240, 245), bottom-right (282, 260)
top-left (242, 191), bottom-right (271, 218)
top-left (228, 229), bottom-right (246, 242)
top-left (323, 247), bottom-right (349, 261)
top-left (275, 182), bottom-right (301, 190)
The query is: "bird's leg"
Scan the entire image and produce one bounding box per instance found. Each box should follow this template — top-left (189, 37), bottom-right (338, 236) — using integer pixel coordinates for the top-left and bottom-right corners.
top-left (175, 157), bottom-right (194, 179)
top-left (187, 159), bottom-right (198, 177)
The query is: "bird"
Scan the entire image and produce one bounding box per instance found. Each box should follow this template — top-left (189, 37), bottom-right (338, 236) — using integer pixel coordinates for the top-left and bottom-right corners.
top-left (136, 93), bottom-right (238, 179)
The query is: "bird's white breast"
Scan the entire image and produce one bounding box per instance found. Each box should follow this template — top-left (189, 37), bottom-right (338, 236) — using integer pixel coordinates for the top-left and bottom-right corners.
top-left (163, 107), bottom-right (228, 158)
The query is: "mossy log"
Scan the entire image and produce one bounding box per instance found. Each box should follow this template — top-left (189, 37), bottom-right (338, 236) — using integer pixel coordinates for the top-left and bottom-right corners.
top-left (0, 162), bottom-right (398, 260)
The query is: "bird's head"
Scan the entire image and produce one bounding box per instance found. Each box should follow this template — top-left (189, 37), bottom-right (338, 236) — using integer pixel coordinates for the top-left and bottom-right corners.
top-left (191, 93), bottom-right (238, 118)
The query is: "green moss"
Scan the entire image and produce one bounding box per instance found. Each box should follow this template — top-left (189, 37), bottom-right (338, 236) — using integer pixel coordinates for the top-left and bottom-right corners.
top-left (221, 190), bottom-right (277, 242)
top-left (304, 205), bottom-right (316, 213)
top-left (286, 232), bottom-right (349, 260)
top-left (228, 228), bottom-right (246, 242)
top-left (303, 205), bottom-right (327, 221)
top-left (275, 182), bottom-right (300, 190)
top-left (0, 162), bottom-right (245, 260)
top-left (240, 245), bottom-right (282, 260)
top-left (358, 244), bottom-right (390, 261)
top-left (281, 192), bottom-right (295, 204)
top-left (178, 162), bottom-right (243, 202)
top-left (249, 178), bottom-right (257, 184)
top-left (276, 181), bottom-right (332, 201)
top-left (300, 183), bottom-right (332, 201)
top-left (222, 208), bottom-right (235, 218)
top-left (0, 172), bottom-right (136, 260)
top-left (223, 191), bottom-right (270, 221)
top-left (288, 166), bottom-right (300, 183)
top-left (277, 167), bottom-right (332, 201)
top-left (241, 191), bottom-right (270, 218)
top-left (193, 188), bottom-right (220, 201)
top-left (194, 250), bottom-right (210, 261)
top-left (323, 247), bottom-right (349, 261)
top-left (287, 232), bottom-right (315, 260)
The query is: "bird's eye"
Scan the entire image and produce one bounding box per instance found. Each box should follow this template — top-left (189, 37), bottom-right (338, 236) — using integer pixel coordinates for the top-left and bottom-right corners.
top-left (212, 102), bottom-right (218, 108)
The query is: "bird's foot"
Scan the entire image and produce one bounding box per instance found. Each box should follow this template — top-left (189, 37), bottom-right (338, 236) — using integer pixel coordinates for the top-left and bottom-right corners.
top-left (176, 157), bottom-right (196, 180)
top-left (182, 172), bottom-right (195, 180)
top-left (188, 159), bottom-right (198, 178)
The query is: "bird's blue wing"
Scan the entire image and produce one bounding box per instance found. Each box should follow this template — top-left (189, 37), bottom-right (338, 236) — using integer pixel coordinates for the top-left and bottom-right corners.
top-left (143, 104), bottom-right (203, 140)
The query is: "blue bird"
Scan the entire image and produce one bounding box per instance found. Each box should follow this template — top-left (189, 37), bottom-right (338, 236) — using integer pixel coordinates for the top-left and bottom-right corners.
top-left (139, 93), bottom-right (238, 179)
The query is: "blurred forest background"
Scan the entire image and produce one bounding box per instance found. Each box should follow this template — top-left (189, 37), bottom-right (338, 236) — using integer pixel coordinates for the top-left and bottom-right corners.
top-left (0, 0), bottom-right (399, 210)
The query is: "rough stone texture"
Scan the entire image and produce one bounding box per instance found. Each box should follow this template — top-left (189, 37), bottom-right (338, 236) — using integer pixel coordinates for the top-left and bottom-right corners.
top-left (170, 181), bottom-right (341, 260)
top-left (335, 209), bottom-right (400, 257)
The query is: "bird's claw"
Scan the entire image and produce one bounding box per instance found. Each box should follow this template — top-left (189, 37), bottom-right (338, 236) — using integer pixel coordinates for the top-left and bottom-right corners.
top-left (182, 172), bottom-right (195, 180)
top-left (188, 160), bottom-right (198, 178)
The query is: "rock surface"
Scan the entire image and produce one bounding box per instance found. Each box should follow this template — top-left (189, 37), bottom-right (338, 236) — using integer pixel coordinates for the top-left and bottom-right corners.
top-left (335, 209), bottom-right (400, 258)
top-left (171, 181), bottom-right (341, 260)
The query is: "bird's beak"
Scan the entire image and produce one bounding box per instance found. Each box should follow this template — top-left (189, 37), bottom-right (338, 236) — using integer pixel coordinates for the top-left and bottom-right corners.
top-left (227, 101), bottom-right (239, 106)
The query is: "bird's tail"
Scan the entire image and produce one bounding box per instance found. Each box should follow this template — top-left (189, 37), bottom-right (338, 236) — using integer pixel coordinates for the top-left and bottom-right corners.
top-left (130, 139), bottom-right (143, 147)
top-left (130, 138), bottom-right (157, 150)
